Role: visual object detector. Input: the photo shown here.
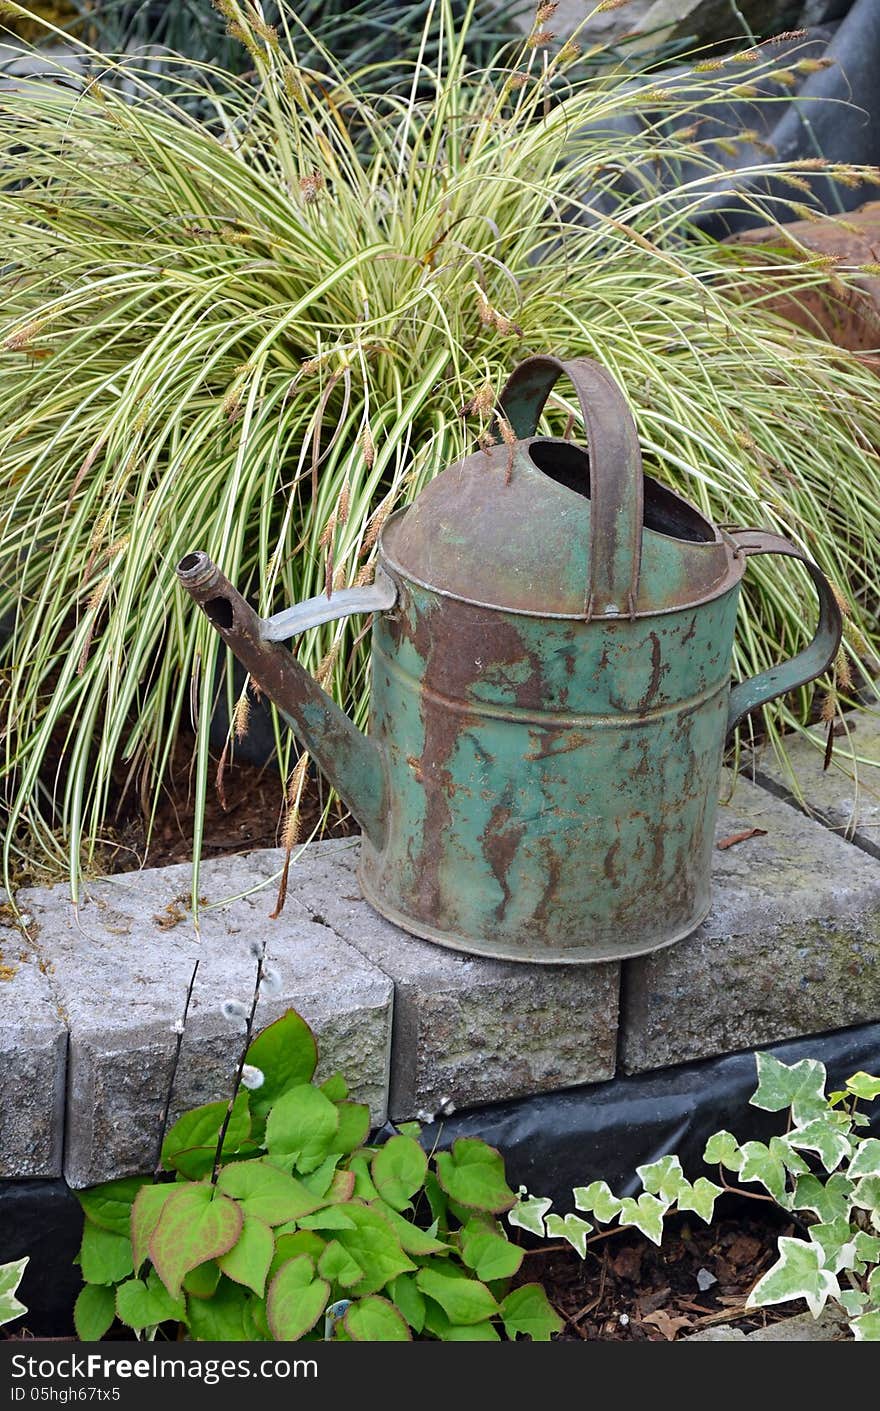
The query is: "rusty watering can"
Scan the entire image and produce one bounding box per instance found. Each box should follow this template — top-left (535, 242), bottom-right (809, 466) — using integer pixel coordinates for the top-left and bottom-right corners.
top-left (177, 356), bottom-right (842, 963)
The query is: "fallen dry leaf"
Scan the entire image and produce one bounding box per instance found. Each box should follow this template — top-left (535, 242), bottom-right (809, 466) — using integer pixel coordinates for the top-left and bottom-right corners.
top-left (717, 827), bottom-right (768, 850)
top-left (639, 1309), bottom-right (694, 1341)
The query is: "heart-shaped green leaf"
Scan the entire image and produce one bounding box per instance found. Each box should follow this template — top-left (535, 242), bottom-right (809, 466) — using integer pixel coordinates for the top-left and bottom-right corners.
top-left (73, 1283), bottom-right (116, 1341)
top-left (266, 1085), bottom-right (339, 1175)
top-left (187, 1277), bottom-right (251, 1341)
top-left (317, 1240), bottom-right (363, 1289)
top-left (218, 1214), bottom-right (274, 1297)
top-left (149, 1184), bottom-right (243, 1299)
top-left (131, 1185), bottom-right (177, 1273)
top-left (343, 1296), bottom-right (411, 1341)
top-left (332, 1204), bottom-right (416, 1295)
top-left (501, 1283), bottom-right (563, 1341)
top-left (115, 1271), bottom-right (185, 1330)
top-left (161, 1093), bottom-right (250, 1179)
top-left (331, 1103), bottom-right (371, 1155)
top-left (266, 1255), bottom-right (329, 1340)
top-left (434, 1139), bottom-right (515, 1213)
top-left (77, 1178), bottom-right (149, 1236)
top-left (460, 1220), bottom-right (523, 1280)
top-left (245, 1011), bottom-right (318, 1120)
top-left (386, 1274), bottom-right (425, 1333)
top-left (79, 1223), bottom-right (134, 1286)
top-left (371, 1136), bottom-right (427, 1211)
top-left (416, 1266), bottom-right (497, 1325)
top-left (215, 1159), bottom-right (321, 1225)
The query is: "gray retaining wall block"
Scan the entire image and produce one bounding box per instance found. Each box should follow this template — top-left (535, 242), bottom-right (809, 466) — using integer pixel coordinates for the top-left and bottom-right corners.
top-left (18, 853), bottom-right (393, 1188)
top-left (622, 773), bottom-right (880, 1073)
top-left (281, 840), bottom-right (619, 1121)
top-left (0, 940), bottom-right (66, 1178)
top-left (746, 709), bottom-right (880, 854)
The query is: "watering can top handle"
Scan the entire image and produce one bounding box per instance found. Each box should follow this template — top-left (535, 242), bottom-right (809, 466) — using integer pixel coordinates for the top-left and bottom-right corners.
top-left (725, 529), bottom-right (843, 735)
top-left (498, 355), bottom-right (644, 619)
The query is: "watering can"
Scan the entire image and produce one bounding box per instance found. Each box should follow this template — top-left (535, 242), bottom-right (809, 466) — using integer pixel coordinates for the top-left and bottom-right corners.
top-left (177, 356), bottom-right (842, 963)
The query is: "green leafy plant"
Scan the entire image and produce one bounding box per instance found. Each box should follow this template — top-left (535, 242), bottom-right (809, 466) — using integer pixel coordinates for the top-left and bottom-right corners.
top-left (0, 1257), bottom-right (28, 1329)
top-left (513, 1052), bottom-right (880, 1341)
top-left (72, 1009), bottom-right (561, 1342)
top-left (2, 1), bottom-right (880, 896)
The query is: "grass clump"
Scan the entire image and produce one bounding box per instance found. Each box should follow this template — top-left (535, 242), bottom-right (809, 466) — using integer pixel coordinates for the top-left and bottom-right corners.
top-left (1, 0), bottom-right (879, 896)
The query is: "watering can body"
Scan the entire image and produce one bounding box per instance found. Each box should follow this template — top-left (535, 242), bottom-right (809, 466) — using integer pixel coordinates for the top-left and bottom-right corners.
top-left (178, 357), bottom-right (842, 963)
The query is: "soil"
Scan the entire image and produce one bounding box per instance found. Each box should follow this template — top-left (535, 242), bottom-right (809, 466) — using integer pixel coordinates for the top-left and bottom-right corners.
top-left (524, 1203), bottom-right (813, 1341)
top-left (96, 733), bottom-right (355, 876)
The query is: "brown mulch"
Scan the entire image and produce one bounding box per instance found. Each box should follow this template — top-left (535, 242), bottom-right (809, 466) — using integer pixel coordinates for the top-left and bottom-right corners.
top-left (91, 733), bottom-right (355, 876)
top-left (519, 1206), bottom-right (807, 1341)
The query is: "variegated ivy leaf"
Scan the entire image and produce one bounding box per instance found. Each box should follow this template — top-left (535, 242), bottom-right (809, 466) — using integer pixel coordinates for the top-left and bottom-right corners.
top-left (675, 1177), bottom-right (723, 1225)
top-left (788, 1117), bottom-right (853, 1173)
top-left (747, 1237), bottom-right (840, 1319)
top-left (703, 1130), bottom-right (743, 1172)
top-left (792, 1172), bottom-right (854, 1224)
top-left (867, 1267), bottom-right (880, 1302)
top-left (736, 1140), bottom-right (794, 1207)
top-left (751, 1053), bottom-right (829, 1127)
top-left (856, 1231), bottom-right (880, 1265)
top-left (809, 1219), bottom-right (859, 1275)
top-left (507, 1190), bottom-right (552, 1239)
top-left (573, 1182), bottom-right (623, 1224)
top-left (838, 1289), bottom-right (868, 1317)
top-left (846, 1072), bottom-right (880, 1102)
top-left (636, 1156), bottom-right (687, 1204)
top-left (616, 1194), bottom-right (668, 1247)
top-left (847, 1138), bottom-right (880, 1179)
top-left (545, 1213), bottom-right (593, 1259)
top-left (0, 1258), bottom-right (27, 1329)
top-left (848, 1175), bottom-right (880, 1219)
top-left (852, 1311), bottom-right (880, 1341)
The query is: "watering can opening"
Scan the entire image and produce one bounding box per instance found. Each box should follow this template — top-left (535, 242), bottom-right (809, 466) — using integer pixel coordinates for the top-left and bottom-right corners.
top-left (527, 438), bottom-right (717, 545)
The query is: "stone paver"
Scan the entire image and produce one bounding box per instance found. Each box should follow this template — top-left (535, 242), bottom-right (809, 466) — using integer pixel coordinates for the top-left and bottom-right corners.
top-left (688, 1308), bottom-right (850, 1341)
top-left (622, 772), bottom-right (880, 1073)
top-left (283, 842), bottom-right (619, 1121)
top-left (18, 853), bottom-right (393, 1188)
top-left (0, 937), bottom-right (66, 1178)
top-left (747, 709), bottom-right (880, 854)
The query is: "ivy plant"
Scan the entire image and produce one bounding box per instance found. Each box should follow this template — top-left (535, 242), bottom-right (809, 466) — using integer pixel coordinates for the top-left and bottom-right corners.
top-left (0, 1258), bottom-right (27, 1329)
top-left (511, 1053), bottom-right (880, 1341)
top-left (72, 1010), bottom-right (561, 1343)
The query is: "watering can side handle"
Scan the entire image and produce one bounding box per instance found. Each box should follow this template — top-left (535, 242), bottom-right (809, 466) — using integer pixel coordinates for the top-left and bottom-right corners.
top-left (260, 566), bottom-right (398, 641)
top-left (497, 355), bottom-right (644, 620)
top-left (725, 530), bottom-right (843, 736)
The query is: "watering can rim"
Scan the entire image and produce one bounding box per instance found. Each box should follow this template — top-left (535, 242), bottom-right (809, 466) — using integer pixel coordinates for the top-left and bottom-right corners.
top-left (377, 504), bottom-right (748, 623)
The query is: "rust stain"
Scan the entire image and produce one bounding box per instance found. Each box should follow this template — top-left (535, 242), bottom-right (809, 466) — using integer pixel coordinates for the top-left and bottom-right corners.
top-left (482, 803), bottom-right (527, 921)
top-left (638, 631), bottom-right (664, 712)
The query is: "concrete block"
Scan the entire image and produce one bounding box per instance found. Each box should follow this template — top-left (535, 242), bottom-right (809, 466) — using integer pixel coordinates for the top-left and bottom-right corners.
top-left (283, 841), bottom-right (619, 1121)
top-left (0, 930), bottom-right (66, 1178)
top-left (19, 852), bottom-right (393, 1188)
top-left (622, 773), bottom-right (880, 1073)
top-left (747, 708), bottom-right (880, 854)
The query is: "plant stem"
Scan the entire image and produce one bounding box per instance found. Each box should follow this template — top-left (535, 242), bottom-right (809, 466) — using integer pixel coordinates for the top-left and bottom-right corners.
top-left (211, 948), bottom-right (265, 1183)
top-left (154, 959), bottom-right (200, 1179)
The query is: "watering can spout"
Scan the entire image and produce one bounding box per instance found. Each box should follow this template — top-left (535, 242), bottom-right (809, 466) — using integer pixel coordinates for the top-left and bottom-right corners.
top-left (176, 551), bottom-right (394, 851)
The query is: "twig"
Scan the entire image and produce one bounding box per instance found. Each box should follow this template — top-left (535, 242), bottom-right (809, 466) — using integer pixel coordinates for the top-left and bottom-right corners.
top-left (211, 946), bottom-right (264, 1183)
top-left (154, 959), bottom-right (200, 1179)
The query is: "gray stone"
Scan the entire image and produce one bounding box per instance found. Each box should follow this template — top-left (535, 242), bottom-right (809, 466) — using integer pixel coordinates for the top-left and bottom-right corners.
top-left (19, 852), bottom-right (393, 1188)
top-left (281, 841), bottom-right (619, 1120)
top-left (687, 1308), bottom-right (850, 1340)
top-left (638, 0), bottom-right (804, 47)
top-left (622, 772), bottom-right (880, 1073)
top-left (746, 709), bottom-right (880, 854)
top-left (0, 924), bottom-right (66, 1177)
top-left (510, 1), bottom-right (655, 50)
